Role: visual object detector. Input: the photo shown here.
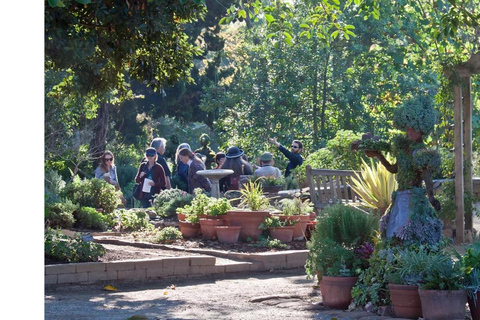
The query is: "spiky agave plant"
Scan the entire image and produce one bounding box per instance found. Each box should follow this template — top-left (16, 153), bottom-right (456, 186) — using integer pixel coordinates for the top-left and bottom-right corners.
top-left (351, 153), bottom-right (398, 215)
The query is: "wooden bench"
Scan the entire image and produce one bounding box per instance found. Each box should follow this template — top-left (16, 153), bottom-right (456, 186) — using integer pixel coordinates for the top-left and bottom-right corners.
top-left (305, 165), bottom-right (363, 214)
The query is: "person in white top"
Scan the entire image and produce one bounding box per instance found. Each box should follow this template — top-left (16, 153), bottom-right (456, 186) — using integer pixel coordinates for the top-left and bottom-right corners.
top-left (254, 152), bottom-right (282, 178)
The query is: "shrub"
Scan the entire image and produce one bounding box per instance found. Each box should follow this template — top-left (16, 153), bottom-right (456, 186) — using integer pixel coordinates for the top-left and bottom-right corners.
top-left (153, 188), bottom-right (194, 217)
top-left (62, 176), bottom-right (120, 213)
top-left (75, 206), bottom-right (115, 230)
top-left (153, 227), bottom-right (183, 243)
top-left (117, 209), bottom-right (153, 232)
top-left (45, 200), bottom-right (78, 229)
top-left (44, 227), bottom-right (106, 263)
top-left (45, 169), bottom-right (66, 204)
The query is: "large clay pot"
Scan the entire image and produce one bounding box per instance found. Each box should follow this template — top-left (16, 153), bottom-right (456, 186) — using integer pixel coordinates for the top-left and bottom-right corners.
top-left (468, 291), bottom-right (480, 320)
top-left (226, 210), bottom-right (269, 242)
top-left (177, 212), bottom-right (187, 221)
top-left (268, 226), bottom-right (294, 243)
top-left (291, 215), bottom-right (310, 240)
top-left (178, 221), bottom-right (201, 238)
top-left (418, 289), bottom-right (466, 320)
top-left (199, 218), bottom-right (226, 239)
top-left (320, 276), bottom-right (358, 310)
top-left (215, 226), bottom-right (241, 243)
top-left (388, 283), bottom-right (422, 319)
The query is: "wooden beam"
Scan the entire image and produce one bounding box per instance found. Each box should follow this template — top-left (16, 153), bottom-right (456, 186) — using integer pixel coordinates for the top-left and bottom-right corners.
top-left (454, 84), bottom-right (465, 244)
top-left (464, 77), bottom-right (473, 230)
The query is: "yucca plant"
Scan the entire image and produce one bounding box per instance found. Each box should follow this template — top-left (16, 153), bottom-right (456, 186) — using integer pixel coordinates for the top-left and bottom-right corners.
top-left (350, 154), bottom-right (397, 215)
top-left (238, 180), bottom-right (270, 211)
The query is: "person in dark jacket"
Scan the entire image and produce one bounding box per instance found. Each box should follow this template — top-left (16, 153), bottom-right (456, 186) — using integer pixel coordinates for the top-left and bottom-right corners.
top-left (178, 148), bottom-right (212, 194)
top-left (135, 147), bottom-right (167, 208)
top-left (268, 138), bottom-right (303, 177)
top-left (150, 137), bottom-right (172, 189)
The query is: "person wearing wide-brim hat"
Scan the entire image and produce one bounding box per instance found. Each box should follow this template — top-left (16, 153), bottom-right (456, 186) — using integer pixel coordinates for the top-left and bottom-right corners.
top-left (254, 152), bottom-right (282, 178)
top-left (219, 146), bottom-right (253, 192)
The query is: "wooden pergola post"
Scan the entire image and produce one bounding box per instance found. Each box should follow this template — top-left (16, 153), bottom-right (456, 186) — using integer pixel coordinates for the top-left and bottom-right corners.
top-left (453, 52), bottom-right (480, 244)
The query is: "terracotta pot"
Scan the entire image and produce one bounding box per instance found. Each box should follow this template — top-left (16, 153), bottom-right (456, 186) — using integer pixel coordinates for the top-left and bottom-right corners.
top-left (215, 226), bottom-right (241, 243)
top-left (199, 218), bottom-right (227, 239)
top-left (226, 210), bottom-right (269, 242)
top-left (205, 214), bottom-right (229, 221)
top-left (320, 276), bottom-right (358, 310)
top-left (468, 291), bottom-right (480, 320)
top-left (418, 289), bottom-right (466, 320)
top-left (388, 283), bottom-right (422, 319)
top-left (290, 215), bottom-right (310, 240)
top-left (178, 221), bottom-right (201, 238)
top-left (268, 226), bottom-right (294, 243)
top-left (177, 212), bottom-right (187, 221)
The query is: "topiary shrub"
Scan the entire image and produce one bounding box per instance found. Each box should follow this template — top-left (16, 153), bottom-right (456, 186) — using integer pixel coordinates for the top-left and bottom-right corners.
top-left (44, 227), bottom-right (106, 263)
top-left (45, 199), bottom-right (78, 229)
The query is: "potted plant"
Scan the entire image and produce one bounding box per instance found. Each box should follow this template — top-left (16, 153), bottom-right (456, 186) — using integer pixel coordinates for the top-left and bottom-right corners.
top-left (454, 241), bottom-right (480, 320)
top-left (199, 197), bottom-right (232, 239)
top-left (417, 249), bottom-right (466, 320)
top-left (252, 175), bottom-right (285, 194)
top-left (260, 216), bottom-right (296, 243)
top-left (176, 189), bottom-right (211, 238)
top-left (305, 203), bottom-right (378, 310)
top-left (274, 197), bottom-right (314, 240)
top-left (226, 180), bottom-right (271, 242)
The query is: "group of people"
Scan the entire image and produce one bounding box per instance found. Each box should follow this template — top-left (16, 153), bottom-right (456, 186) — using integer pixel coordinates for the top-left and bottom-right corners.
top-left (94, 134), bottom-right (304, 208)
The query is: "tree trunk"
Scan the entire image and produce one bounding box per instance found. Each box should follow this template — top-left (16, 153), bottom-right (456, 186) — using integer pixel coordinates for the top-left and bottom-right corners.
top-left (320, 49), bottom-right (331, 138)
top-left (312, 38), bottom-right (319, 147)
top-left (89, 102), bottom-right (110, 168)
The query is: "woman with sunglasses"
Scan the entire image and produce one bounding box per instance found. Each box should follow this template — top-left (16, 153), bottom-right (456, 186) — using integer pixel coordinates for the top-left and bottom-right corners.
top-left (95, 150), bottom-right (119, 189)
top-left (135, 147), bottom-right (167, 208)
top-left (268, 138), bottom-right (303, 177)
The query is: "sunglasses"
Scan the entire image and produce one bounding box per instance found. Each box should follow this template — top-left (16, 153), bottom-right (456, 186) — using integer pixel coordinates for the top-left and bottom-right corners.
top-left (291, 145), bottom-right (299, 149)
top-left (104, 158), bottom-right (113, 162)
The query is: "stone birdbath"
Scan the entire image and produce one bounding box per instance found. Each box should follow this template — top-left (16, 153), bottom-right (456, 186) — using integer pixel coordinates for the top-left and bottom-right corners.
top-left (196, 169), bottom-right (234, 198)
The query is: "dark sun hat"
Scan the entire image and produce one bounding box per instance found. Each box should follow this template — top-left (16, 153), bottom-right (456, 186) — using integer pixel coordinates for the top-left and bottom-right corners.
top-left (146, 147), bottom-right (157, 156)
top-left (226, 146), bottom-right (244, 159)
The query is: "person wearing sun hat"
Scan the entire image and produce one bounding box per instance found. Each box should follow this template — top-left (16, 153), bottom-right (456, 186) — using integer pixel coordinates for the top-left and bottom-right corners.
top-left (254, 152), bottom-right (282, 178)
top-left (135, 147), bottom-right (167, 208)
top-left (219, 146), bottom-right (254, 192)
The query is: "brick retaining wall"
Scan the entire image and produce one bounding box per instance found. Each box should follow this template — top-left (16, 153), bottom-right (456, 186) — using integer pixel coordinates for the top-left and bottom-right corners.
top-left (45, 251), bottom-right (309, 286)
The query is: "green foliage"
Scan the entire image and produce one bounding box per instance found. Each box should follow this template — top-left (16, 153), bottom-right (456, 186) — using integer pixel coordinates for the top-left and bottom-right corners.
top-left (153, 227), bottom-right (183, 243)
top-left (251, 175), bottom-right (285, 187)
top-left (45, 169), bottom-right (66, 204)
top-left (117, 209), bottom-right (153, 232)
top-left (350, 155), bottom-right (398, 215)
top-left (267, 239), bottom-right (288, 249)
top-left (204, 197), bottom-right (233, 217)
top-left (62, 176), bottom-right (120, 213)
top-left (75, 207), bottom-right (115, 230)
top-left (238, 180), bottom-right (270, 211)
top-left (393, 95), bottom-right (436, 135)
top-left (260, 216), bottom-right (296, 230)
top-left (274, 197), bottom-right (313, 216)
top-left (176, 189), bottom-right (213, 223)
top-left (45, 227), bottom-right (106, 263)
top-left (305, 204), bottom-right (379, 280)
top-left (45, 200), bottom-right (78, 229)
top-left (153, 188), bottom-right (194, 217)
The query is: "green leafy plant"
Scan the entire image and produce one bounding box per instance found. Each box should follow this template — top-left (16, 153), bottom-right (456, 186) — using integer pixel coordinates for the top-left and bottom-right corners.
top-left (204, 197), bottom-right (232, 217)
top-left (177, 189), bottom-right (214, 223)
top-left (274, 197), bottom-right (313, 216)
top-left (153, 188), bottom-right (194, 217)
top-left (45, 199), bottom-right (78, 229)
top-left (305, 203), bottom-right (379, 281)
top-left (260, 216), bottom-right (296, 230)
top-left (454, 241), bottom-right (480, 305)
top-left (75, 206), bottom-right (115, 230)
top-left (252, 175), bottom-right (285, 186)
top-left (117, 209), bottom-right (153, 232)
top-left (267, 239), bottom-right (288, 249)
top-left (45, 227), bottom-right (106, 263)
top-left (238, 180), bottom-right (270, 211)
top-left (350, 154), bottom-right (398, 215)
top-left (153, 226), bottom-right (183, 243)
